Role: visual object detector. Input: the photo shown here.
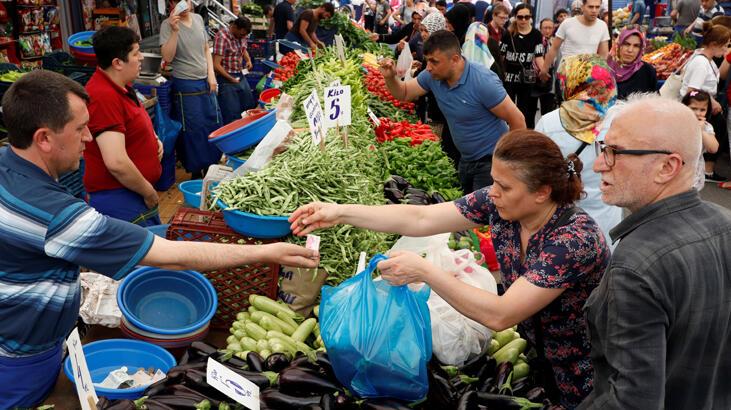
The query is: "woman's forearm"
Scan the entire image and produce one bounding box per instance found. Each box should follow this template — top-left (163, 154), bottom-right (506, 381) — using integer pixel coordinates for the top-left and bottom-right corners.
top-left (161, 32), bottom-right (179, 62)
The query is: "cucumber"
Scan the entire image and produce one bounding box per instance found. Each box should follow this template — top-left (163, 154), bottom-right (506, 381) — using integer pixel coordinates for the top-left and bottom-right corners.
top-left (291, 318), bottom-right (317, 343)
top-left (245, 321), bottom-right (268, 340)
top-left (493, 347), bottom-right (520, 365)
top-left (513, 361), bottom-right (530, 380)
top-left (260, 316), bottom-right (283, 333)
top-left (493, 328), bottom-right (518, 349)
top-left (495, 338), bottom-right (528, 357)
top-left (240, 337), bottom-right (258, 352)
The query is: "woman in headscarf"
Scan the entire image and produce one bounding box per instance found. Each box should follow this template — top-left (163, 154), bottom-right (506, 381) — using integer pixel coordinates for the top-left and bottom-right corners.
top-left (445, 3), bottom-right (472, 44)
top-left (535, 54), bottom-right (622, 247)
top-left (607, 28), bottom-right (657, 99)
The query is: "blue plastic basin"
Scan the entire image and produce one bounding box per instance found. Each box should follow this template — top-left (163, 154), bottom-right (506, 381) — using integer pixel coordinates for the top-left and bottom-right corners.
top-left (178, 180), bottom-right (218, 208)
top-left (208, 109), bottom-right (276, 154)
top-left (217, 199), bottom-right (292, 238)
top-left (63, 339), bottom-right (176, 399)
top-left (68, 31), bottom-right (96, 54)
top-left (226, 155), bottom-right (246, 169)
top-left (117, 267), bottom-right (217, 335)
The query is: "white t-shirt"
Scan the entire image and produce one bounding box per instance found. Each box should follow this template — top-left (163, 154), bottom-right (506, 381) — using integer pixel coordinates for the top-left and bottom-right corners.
top-left (680, 53), bottom-right (720, 98)
top-left (555, 16), bottom-right (610, 58)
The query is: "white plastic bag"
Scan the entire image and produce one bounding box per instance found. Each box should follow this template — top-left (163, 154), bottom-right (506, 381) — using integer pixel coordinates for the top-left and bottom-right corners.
top-left (396, 41), bottom-right (414, 80)
top-left (228, 120), bottom-right (293, 178)
top-left (390, 235), bottom-right (497, 365)
top-left (79, 272), bottom-right (121, 327)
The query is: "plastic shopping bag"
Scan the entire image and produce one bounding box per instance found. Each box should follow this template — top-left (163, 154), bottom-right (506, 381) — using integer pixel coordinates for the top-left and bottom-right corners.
top-left (153, 102), bottom-right (181, 157)
top-left (390, 234), bottom-right (497, 365)
top-left (319, 254), bottom-right (432, 401)
top-left (396, 41), bottom-right (414, 80)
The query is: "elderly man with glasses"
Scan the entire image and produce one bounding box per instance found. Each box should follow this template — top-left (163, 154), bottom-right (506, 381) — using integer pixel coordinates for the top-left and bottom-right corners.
top-left (578, 94), bottom-right (731, 409)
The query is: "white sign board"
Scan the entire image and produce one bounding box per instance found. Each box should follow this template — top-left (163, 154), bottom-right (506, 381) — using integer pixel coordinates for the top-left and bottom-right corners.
top-left (367, 107), bottom-right (381, 127)
top-left (324, 85), bottom-right (351, 129)
top-left (303, 89), bottom-right (325, 145)
top-left (66, 328), bottom-right (98, 410)
top-left (334, 34), bottom-right (347, 62)
top-left (207, 358), bottom-right (260, 410)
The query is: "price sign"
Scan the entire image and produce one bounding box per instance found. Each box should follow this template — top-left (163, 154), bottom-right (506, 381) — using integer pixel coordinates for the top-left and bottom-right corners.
top-left (303, 89), bottom-right (325, 145)
top-left (324, 85), bottom-right (351, 129)
top-left (207, 358), bottom-right (260, 410)
top-left (66, 328), bottom-right (98, 410)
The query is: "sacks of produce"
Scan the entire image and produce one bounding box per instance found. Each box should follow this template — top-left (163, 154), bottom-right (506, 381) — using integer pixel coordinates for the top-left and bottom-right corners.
top-left (319, 254), bottom-right (432, 401)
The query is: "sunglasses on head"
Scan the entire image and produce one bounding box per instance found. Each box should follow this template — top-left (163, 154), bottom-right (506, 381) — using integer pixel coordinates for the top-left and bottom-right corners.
top-left (516, 15), bottom-right (532, 20)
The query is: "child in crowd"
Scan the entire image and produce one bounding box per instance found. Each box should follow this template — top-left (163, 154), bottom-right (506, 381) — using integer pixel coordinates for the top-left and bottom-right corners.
top-left (682, 90), bottom-right (720, 190)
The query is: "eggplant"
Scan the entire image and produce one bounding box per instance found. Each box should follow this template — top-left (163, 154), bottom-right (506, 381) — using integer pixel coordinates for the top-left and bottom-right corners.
top-left (142, 400), bottom-right (176, 410)
top-left (302, 405), bottom-right (323, 410)
top-left (511, 377), bottom-right (530, 397)
top-left (221, 354), bottom-right (248, 369)
top-left (265, 352), bottom-right (290, 373)
top-left (179, 349), bottom-right (191, 365)
top-left (459, 353), bottom-right (487, 376)
top-left (260, 389), bottom-right (321, 409)
top-left (475, 393), bottom-right (543, 409)
top-left (182, 369), bottom-right (231, 401)
top-left (431, 192), bottom-right (447, 204)
top-left (143, 377), bottom-right (171, 397)
top-left (96, 398), bottom-right (136, 410)
top-left (279, 367), bottom-right (341, 396)
top-left (427, 372), bottom-right (456, 409)
top-left (223, 367), bottom-right (277, 389)
top-left (525, 387), bottom-right (546, 403)
top-left (320, 394), bottom-right (336, 410)
top-left (361, 398), bottom-right (411, 410)
top-left (496, 362), bottom-right (514, 392)
top-left (146, 394), bottom-right (209, 408)
top-left (477, 377), bottom-right (495, 393)
top-left (246, 351), bottom-right (266, 372)
top-left (457, 390), bottom-right (479, 410)
top-left (390, 175), bottom-right (411, 190)
top-left (190, 341), bottom-right (218, 357)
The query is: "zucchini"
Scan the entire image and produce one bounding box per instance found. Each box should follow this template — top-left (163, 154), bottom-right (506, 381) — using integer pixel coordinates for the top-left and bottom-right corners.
top-left (493, 347), bottom-right (520, 365)
top-left (494, 338), bottom-right (527, 357)
top-left (513, 361), bottom-right (530, 380)
top-left (240, 337), bottom-right (258, 352)
top-left (250, 295), bottom-right (300, 320)
top-left (487, 338), bottom-right (501, 355)
top-left (291, 318), bottom-right (317, 343)
top-left (493, 328), bottom-right (518, 349)
top-left (245, 321), bottom-right (268, 341)
top-left (260, 316), bottom-right (283, 333)
top-left (251, 311), bottom-right (297, 335)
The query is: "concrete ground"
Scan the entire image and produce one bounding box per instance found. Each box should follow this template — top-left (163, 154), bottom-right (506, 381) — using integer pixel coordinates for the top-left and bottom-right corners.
top-left (699, 153), bottom-right (731, 208)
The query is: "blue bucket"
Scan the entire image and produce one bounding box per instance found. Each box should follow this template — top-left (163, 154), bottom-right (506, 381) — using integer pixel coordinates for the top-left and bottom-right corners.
top-left (68, 31), bottom-right (96, 54)
top-left (226, 155), bottom-right (246, 169)
top-left (208, 109), bottom-right (277, 155)
top-left (217, 199), bottom-right (292, 238)
top-left (117, 267), bottom-right (217, 335)
top-left (63, 339), bottom-right (176, 399)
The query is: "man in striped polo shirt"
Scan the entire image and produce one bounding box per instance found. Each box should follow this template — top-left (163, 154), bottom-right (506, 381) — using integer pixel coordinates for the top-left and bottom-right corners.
top-left (0, 70), bottom-right (319, 408)
top-left (685, 0), bottom-right (725, 43)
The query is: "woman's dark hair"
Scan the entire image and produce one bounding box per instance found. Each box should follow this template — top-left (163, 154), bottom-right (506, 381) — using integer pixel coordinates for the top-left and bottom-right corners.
top-left (445, 3), bottom-right (471, 43)
top-left (494, 130), bottom-right (585, 206)
top-left (2, 70), bottom-right (89, 149)
top-left (682, 90), bottom-right (713, 120)
top-left (509, 3), bottom-right (533, 34)
top-left (701, 21), bottom-right (731, 47)
top-left (92, 26), bottom-right (140, 69)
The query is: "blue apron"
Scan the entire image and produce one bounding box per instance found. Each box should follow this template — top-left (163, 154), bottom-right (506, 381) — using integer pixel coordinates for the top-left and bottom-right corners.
top-left (0, 342), bottom-right (62, 408)
top-left (88, 188), bottom-right (161, 227)
top-left (171, 78), bottom-right (223, 173)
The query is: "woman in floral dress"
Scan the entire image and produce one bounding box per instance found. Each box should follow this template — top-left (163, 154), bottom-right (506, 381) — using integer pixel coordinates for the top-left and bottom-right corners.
top-left (290, 130), bottom-right (610, 409)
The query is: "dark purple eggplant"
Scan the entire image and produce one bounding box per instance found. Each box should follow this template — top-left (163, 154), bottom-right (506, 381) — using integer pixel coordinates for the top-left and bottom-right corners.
top-left (222, 354), bottom-right (248, 369)
top-left (265, 352), bottom-right (291, 373)
top-left (96, 398), bottom-right (136, 410)
top-left (431, 192), bottom-right (447, 203)
top-left (168, 384), bottom-right (218, 402)
top-left (279, 367), bottom-right (341, 396)
top-left (496, 362), bottom-right (514, 392)
top-left (478, 357), bottom-right (497, 382)
top-left (178, 349), bottom-right (191, 365)
top-left (320, 393), bottom-right (336, 410)
top-left (223, 368), bottom-right (277, 389)
top-left (477, 377), bottom-right (495, 393)
top-left (457, 390), bottom-right (479, 410)
top-left (146, 394), bottom-right (208, 408)
top-left (245, 351), bottom-right (265, 372)
top-left (511, 377), bottom-right (530, 397)
top-left (475, 393), bottom-right (543, 409)
top-left (182, 369), bottom-right (231, 401)
top-left (459, 353), bottom-right (488, 376)
top-left (427, 372), bottom-right (456, 409)
top-left (190, 341), bottom-right (218, 357)
top-left (302, 405), bottom-right (323, 410)
top-left (260, 389), bottom-right (322, 408)
top-left (142, 399), bottom-right (176, 410)
top-left (361, 398), bottom-right (411, 410)
top-left (525, 387), bottom-right (546, 403)
top-left (143, 378), bottom-right (171, 397)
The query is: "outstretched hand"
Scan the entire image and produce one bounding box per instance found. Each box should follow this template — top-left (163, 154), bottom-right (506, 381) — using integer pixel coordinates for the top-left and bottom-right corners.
top-left (288, 202), bottom-right (342, 236)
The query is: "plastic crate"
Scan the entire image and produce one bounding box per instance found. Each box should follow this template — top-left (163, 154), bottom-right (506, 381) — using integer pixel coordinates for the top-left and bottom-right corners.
top-left (134, 80), bottom-right (173, 116)
top-left (247, 38), bottom-right (272, 60)
top-left (59, 158), bottom-right (86, 200)
top-left (246, 71), bottom-right (265, 90)
top-left (42, 51), bottom-right (96, 76)
top-left (251, 60), bottom-right (272, 74)
top-left (166, 208), bottom-right (280, 329)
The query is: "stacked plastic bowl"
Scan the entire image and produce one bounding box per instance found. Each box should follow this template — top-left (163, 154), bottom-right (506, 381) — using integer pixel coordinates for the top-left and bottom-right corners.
top-left (117, 267), bottom-right (217, 352)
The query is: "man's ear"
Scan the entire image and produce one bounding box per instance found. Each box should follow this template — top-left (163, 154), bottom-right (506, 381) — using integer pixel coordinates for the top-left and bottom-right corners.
top-left (33, 128), bottom-right (53, 153)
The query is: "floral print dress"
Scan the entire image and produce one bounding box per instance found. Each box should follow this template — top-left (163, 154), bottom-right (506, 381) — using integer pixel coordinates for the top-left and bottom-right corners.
top-left (455, 187), bottom-right (610, 409)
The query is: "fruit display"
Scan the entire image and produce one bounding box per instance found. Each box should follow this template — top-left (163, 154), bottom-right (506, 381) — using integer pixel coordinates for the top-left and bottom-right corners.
top-left (642, 42), bottom-right (694, 80)
top-left (612, 6), bottom-right (630, 27)
top-left (273, 51), bottom-right (302, 82)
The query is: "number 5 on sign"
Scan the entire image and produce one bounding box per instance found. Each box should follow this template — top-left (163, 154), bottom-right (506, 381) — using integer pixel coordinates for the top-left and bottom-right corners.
top-left (324, 85), bottom-right (351, 129)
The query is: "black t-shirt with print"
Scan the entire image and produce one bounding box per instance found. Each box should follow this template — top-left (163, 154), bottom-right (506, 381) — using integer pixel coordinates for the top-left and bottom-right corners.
top-left (499, 28), bottom-right (544, 85)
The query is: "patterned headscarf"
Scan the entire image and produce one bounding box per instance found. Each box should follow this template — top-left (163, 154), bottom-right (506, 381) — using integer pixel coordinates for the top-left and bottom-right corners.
top-left (422, 10), bottom-right (446, 35)
top-left (607, 28), bottom-right (646, 82)
top-left (463, 23), bottom-right (495, 69)
top-left (558, 54), bottom-right (617, 144)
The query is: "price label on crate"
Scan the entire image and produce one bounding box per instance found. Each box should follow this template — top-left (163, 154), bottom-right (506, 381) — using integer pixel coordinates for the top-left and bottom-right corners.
top-left (66, 328), bottom-right (98, 410)
top-left (207, 358), bottom-right (260, 410)
top-left (324, 85), bottom-right (351, 129)
top-left (303, 89), bottom-right (325, 145)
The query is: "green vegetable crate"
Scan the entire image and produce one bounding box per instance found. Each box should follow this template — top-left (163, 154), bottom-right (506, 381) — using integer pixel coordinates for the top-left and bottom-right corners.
top-left (166, 208), bottom-right (280, 329)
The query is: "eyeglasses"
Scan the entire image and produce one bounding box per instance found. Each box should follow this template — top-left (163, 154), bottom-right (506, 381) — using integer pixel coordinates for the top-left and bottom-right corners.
top-left (594, 141), bottom-right (681, 167)
top-left (516, 15), bottom-right (532, 20)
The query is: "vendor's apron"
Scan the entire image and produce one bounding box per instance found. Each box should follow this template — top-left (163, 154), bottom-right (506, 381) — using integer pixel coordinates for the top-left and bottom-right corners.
top-left (216, 73), bottom-right (256, 125)
top-left (0, 342), bottom-right (62, 408)
top-left (171, 78), bottom-right (223, 173)
top-left (88, 188), bottom-right (161, 227)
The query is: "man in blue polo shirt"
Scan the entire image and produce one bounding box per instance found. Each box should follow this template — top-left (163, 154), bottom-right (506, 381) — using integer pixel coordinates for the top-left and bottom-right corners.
top-left (379, 30), bottom-right (526, 194)
top-left (0, 70), bottom-right (319, 408)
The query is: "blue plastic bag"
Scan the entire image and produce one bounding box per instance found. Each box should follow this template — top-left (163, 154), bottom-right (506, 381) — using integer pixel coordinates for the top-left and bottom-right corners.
top-left (153, 102), bottom-right (181, 156)
top-left (319, 254), bottom-right (432, 401)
